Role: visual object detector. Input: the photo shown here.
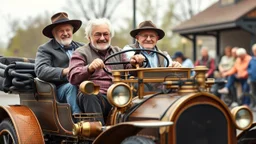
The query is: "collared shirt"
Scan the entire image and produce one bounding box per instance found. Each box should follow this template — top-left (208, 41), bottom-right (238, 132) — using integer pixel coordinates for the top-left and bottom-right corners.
top-left (58, 42), bottom-right (75, 59)
top-left (182, 58), bottom-right (195, 76)
top-left (139, 45), bottom-right (159, 68)
top-left (123, 44), bottom-right (172, 67)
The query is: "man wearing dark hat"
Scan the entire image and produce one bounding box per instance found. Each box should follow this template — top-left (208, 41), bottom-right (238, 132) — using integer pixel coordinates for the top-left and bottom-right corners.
top-left (123, 20), bottom-right (181, 68)
top-left (35, 12), bottom-right (83, 114)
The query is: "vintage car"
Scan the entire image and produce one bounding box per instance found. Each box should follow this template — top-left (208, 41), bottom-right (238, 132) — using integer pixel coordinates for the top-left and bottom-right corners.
top-left (0, 50), bottom-right (255, 144)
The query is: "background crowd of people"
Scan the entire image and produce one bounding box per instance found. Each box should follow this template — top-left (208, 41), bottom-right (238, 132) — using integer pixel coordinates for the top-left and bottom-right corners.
top-left (191, 44), bottom-right (256, 110)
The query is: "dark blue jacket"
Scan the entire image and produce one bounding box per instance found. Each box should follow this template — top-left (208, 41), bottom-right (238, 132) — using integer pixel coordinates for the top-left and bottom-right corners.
top-left (248, 57), bottom-right (256, 81)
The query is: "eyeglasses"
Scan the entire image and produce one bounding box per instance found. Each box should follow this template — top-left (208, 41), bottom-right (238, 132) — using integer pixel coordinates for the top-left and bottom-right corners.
top-left (93, 32), bottom-right (110, 38)
top-left (138, 34), bottom-right (157, 39)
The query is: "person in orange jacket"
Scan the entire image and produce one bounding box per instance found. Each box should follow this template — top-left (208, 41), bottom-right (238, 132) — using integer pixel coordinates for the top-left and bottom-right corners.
top-left (218, 48), bottom-right (251, 105)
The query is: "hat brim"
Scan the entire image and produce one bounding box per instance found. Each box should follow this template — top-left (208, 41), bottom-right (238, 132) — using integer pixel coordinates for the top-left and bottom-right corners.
top-left (42, 20), bottom-right (82, 38)
top-left (130, 27), bottom-right (165, 40)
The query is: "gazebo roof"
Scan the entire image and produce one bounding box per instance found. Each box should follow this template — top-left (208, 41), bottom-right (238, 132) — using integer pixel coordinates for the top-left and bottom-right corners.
top-left (173, 0), bottom-right (256, 34)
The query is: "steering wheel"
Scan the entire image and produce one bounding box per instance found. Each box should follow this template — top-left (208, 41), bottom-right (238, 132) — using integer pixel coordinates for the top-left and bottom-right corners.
top-left (103, 49), bottom-right (170, 75)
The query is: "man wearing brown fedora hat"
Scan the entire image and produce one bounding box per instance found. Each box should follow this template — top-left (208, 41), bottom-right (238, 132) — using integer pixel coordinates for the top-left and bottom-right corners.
top-left (67, 18), bottom-right (145, 125)
top-left (35, 12), bottom-right (84, 115)
top-left (123, 20), bottom-right (181, 68)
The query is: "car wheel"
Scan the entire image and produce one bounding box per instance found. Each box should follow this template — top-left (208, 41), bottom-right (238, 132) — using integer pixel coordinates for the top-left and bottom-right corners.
top-left (121, 136), bottom-right (155, 144)
top-left (0, 118), bottom-right (18, 144)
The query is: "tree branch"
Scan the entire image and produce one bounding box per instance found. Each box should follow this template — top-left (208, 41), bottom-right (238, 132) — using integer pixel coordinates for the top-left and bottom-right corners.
top-left (101, 0), bottom-right (109, 17)
top-left (77, 0), bottom-right (91, 21)
top-left (105, 0), bottom-right (122, 20)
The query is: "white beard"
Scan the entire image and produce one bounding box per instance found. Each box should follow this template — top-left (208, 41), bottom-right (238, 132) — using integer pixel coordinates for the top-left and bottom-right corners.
top-left (56, 37), bottom-right (72, 46)
top-left (92, 40), bottom-right (111, 50)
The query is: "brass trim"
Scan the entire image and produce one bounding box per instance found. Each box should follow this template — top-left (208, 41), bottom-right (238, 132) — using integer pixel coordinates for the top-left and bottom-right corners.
top-left (107, 83), bottom-right (132, 109)
top-left (231, 105), bottom-right (253, 130)
top-left (79, 81), bottom-right (99, 95)
top-left (111, 67), bottom-right (192, 73)
top-left (162, 92), bottom-right (236, 144)
top-left (170, 101), bottom-right (232, 144)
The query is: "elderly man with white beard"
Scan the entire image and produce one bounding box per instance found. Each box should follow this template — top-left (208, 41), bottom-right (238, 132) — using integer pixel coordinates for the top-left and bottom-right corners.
top-left (35, 12), bottom-right (83, 115)
top-left (68, 18), bottom-right (145, 125)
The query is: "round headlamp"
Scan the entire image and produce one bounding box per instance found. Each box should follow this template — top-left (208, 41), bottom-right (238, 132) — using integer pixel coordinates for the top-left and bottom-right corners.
top-left (107, 83), bottom-right (132, 108)
top-left (79, 81), bottom-right (99, 95)
top-left (231, 106), bottom-right (253, 130)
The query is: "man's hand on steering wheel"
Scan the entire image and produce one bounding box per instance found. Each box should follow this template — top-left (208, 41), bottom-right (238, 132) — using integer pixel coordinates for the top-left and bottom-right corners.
top-left (130, 54), bottom-right (145, 68)
top-left (88, 58), bottom-right (104, 73)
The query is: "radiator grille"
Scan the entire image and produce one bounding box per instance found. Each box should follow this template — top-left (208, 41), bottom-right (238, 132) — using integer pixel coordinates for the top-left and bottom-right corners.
top-left (176, 104), bottom-right (227, 144)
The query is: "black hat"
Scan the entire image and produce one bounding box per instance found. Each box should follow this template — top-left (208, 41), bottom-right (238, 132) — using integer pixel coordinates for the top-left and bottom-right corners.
top-left (42, 12), bottom-right (82, 38)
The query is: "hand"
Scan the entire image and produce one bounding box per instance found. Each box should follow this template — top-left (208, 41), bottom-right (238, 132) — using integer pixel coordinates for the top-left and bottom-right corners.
top-left (130, 54), bottom-right (145, 67)
top-left (170, 61), bottom-right (182, 67)
top-left (205, 73), bottom-right (209, 78)
top-left (222, 72), bottom-right (228, 77)
top-left (88, 58), bottom-right (104, 73)
top-left (235, 74), bottom-right (240, 78)
top-left (62, 68), bottom-right (69, 76)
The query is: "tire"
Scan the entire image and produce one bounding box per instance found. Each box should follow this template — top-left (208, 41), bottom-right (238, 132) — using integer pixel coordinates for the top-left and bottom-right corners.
top-left (0, 118), bottom-right (18, 144)
top-left (121, 136), bottom-right (155, 144)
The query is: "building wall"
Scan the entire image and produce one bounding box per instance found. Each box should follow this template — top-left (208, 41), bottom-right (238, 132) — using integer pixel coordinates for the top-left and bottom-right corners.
top-left (195, 29), bottom-right (252, 62)
top-left (220, 29), bottom-right (251, 54)
top-left (197, 36), bottom-right (216, 59)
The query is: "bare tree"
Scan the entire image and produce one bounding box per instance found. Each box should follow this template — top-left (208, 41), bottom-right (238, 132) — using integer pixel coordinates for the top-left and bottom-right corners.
top-left (65, 0), bottom-right (123, 21)
top-left (173, 0), bottom-right (217, 22)
top-left (138, 0), bottom-right (160, 23)
top-left (2, 14), bottom-right (20, 49)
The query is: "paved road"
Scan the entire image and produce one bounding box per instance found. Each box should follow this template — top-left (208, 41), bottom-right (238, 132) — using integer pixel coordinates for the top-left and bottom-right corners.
top-left (0, 91), bottom-right (19, 106)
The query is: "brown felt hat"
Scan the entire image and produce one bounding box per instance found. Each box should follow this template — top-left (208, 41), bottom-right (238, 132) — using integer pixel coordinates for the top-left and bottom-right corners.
top-left (42, 12), bottom-right (82, 38)
top-left (130, 20), bottom-right (165, 40)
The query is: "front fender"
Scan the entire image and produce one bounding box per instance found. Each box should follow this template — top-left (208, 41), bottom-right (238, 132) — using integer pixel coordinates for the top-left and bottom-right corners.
top-left (93, 120), bottom-right (173, 144)
top-left (237, 122), bottom-right (256, 144)
top-left (0, 105), bottom-right (44, 144)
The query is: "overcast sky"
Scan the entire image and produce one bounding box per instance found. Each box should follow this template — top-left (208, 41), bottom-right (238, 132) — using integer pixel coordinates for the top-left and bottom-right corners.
top-left (0, 0), bottom-right (217, 47)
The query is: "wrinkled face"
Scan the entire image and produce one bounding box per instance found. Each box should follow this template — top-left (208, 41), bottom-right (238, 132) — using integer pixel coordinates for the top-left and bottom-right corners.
top-left (136, 30), bottom-right (159, 49)
top-left (201, 49), bottom-right (208, 57)
top-left (232, 49), bottom-right (237, 57)
top-left (175, 57), bottom-right (182, 63)
top-left (53, 24), bottom-right (73, 46)
top-left (238, 54), bottom-right (246, 60)
top-left (89, 24), bottom-right (111, 50)
top-left (225, 47), bottom-right (232, 56)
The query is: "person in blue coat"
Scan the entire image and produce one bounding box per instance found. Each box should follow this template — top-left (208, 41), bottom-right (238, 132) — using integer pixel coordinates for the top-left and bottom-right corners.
top-left (248, 44), bottom-right (256, 109)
